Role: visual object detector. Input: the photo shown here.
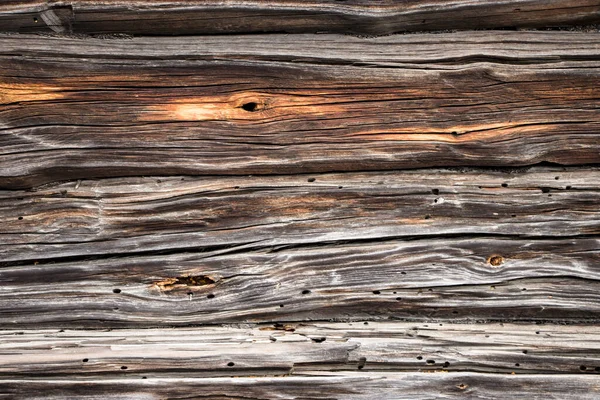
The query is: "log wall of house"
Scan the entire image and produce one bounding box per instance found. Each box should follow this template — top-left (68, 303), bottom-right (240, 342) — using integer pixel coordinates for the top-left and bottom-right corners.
top-left (1, 1), bottom-right (599, 398)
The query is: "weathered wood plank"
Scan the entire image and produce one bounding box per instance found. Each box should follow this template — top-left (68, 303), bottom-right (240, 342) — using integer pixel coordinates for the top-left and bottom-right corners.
top-left (1, 32), bottom-right (600, 188)
top-left (2, 374), bottom-right (600, 399)
top-left (1, 167), bottom-right (597, 263)
top-left (1, 0), bottom-right (599, 35)
top-left (1, 235), bottom-right (599, 327)
top-left (2, 323), bottom-right (599, 377)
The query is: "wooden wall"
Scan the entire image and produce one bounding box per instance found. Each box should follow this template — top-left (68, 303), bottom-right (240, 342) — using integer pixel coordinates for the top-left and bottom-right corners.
top-left (0, 1), bottom-right (599, 398)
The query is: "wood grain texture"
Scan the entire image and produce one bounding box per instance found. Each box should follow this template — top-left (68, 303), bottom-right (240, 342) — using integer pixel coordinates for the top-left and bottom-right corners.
top-left (0, 0), bottom-right (599, 35)
top-left (1, 322), bottom-right (600, 376)
top-left (2, 374), bottom-right (600, 400)
top-left (1, 323), bottom-right (599, 399)
top-left (1, 32), bottom-right (600, 189)
top-left (2, 167), bottom-right (598, 263)
top-left (2, 236), bottom-right (600, 327)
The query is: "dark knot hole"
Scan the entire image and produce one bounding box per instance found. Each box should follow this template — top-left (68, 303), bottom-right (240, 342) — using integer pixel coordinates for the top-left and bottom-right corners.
top-left (241, 102), bottom-right (259, 112)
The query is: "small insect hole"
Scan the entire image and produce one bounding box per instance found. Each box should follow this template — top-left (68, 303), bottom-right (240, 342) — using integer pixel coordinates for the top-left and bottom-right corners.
top-left (501, 183), bottom-right (508, 188)
top-left (302, 289), bottom-right (311, 295)
top-left (431, 189), bottom-right (439, 195)
top-left (372, 290), bottom-right (381, 294)
top-left (227, 362), bottom-right (235, 367)
top-left (307, 177), bottom-right (316, 182)
top-left (207, 294), bottom-right (215, 299)
top-left (121, 366), bottom-right (128, 370)
top-left (112, 289), bottom-right (121, 294)
top-left (82, 358), bottom-right (89, 363)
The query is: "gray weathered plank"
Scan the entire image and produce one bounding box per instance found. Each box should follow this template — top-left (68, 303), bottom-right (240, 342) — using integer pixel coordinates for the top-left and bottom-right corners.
top-left (1, 235), bottom-right (599, 327)
top-left (1, 167), bottom-right (597, 263)
top-left (1, 374), bottom-right (600, 399)
top-left (1, 323), bottom-right (599, 377)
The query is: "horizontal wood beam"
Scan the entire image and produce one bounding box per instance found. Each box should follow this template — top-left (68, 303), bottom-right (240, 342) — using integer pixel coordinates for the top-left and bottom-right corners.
top-left (0, 1), bottom-right (599, 35)
top-left (1, 32), bottom-right (600, 189)
top-left (1, 323), bottom-right (599, 398)
top-left (1, 323), bottom-right (599, 376)
top-left (2, 167), bottom-right (598, 263)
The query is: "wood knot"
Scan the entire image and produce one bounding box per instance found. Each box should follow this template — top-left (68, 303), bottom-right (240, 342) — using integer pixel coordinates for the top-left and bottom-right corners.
top-left (487, 255), bottom-right (504, 267)
top-left (154, 275), bottom-right (217, 293)
top-left (240, 100), bottom-right (266, 112)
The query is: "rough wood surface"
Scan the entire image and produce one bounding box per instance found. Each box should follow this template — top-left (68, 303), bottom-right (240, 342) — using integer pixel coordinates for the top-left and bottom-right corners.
top-left (1, 0), bottom-right (599, 35)
top-left (2, 20), bottom-right (600, 399)
top-left (2, 32), bottom-right (600, 189)
top-left (1, 323), bottom-right (599, 399)
top-left (3, 374), bottom-right (600, 400)
top-left (3, 167), bottom-right (598, 262)
top-left (1, 323), bottom-right (599, 376)
top-left (1, 167), bottom-right (599, 327)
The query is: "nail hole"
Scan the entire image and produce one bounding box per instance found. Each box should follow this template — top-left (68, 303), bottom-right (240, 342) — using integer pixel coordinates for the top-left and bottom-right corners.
top-left (227, 362), bottom-right (235, 367)
top-left (112, 289), bottom-right (121, 294)
top-left (358, 357), bottom-right (366, 370)
top-left (241, 102), bottom-right (258, 112)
